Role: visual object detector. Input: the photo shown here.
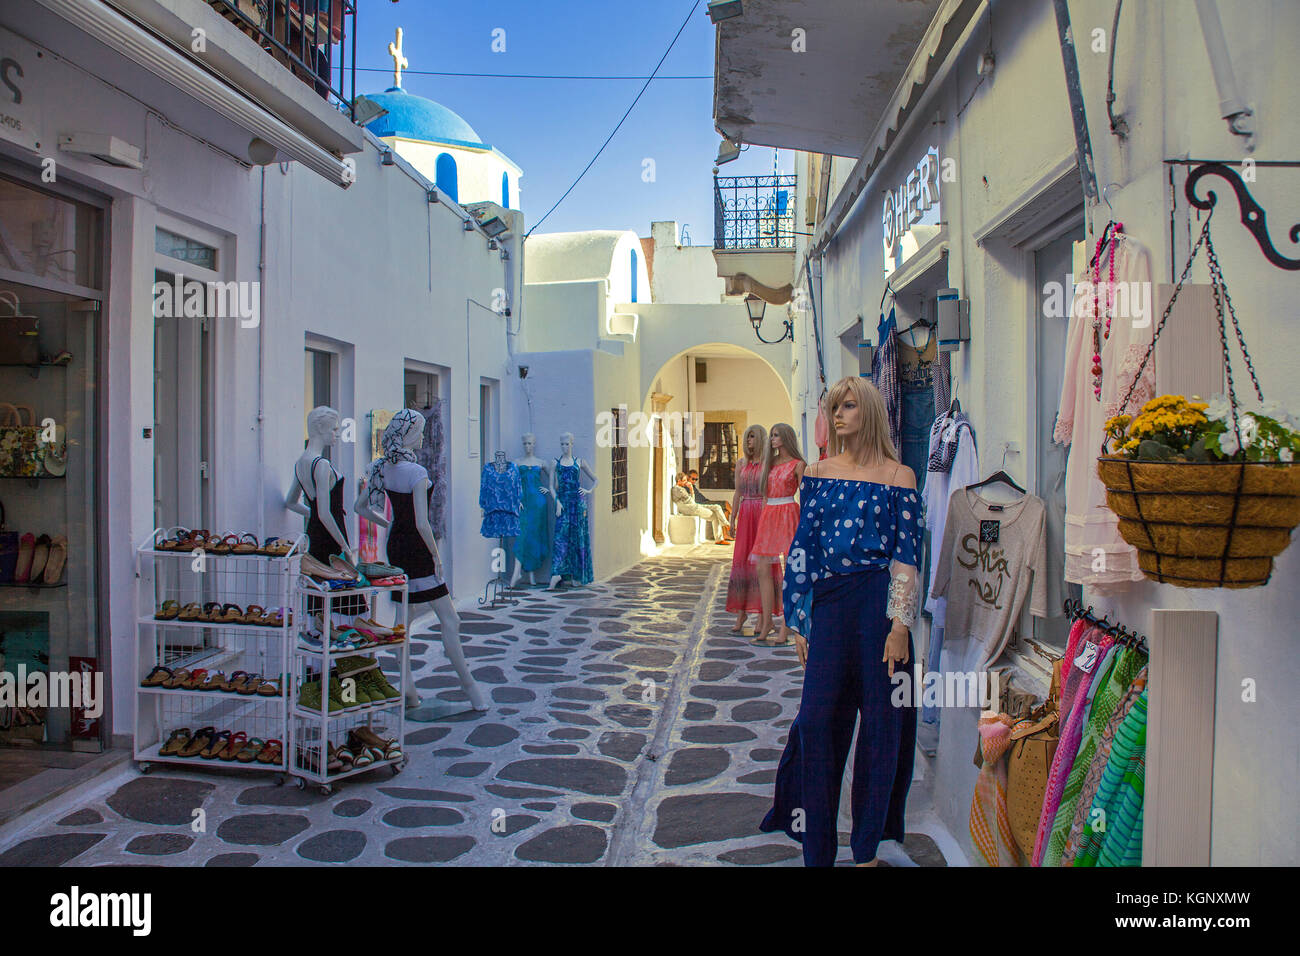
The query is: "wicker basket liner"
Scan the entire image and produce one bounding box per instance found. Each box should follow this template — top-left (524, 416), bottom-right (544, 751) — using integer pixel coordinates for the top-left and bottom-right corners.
top-left (1098, 459), bottom-right (1300, 526)
top-left (1135, 552), bottom-right (1271, 589)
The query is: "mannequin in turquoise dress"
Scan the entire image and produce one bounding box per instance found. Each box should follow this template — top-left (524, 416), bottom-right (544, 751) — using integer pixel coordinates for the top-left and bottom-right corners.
top-left (510, 433), bottom-right (551, 587)
top-left (548, 432), bottom-right (596, 589)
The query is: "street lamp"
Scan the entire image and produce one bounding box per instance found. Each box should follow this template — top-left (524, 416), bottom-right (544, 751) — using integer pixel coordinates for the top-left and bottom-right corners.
top-left (746, 294), bottom-right (792, 344)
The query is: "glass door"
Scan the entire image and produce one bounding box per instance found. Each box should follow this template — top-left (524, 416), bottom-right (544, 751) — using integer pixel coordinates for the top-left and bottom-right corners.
top-left (1033, 228), bottom-right (1084, 648)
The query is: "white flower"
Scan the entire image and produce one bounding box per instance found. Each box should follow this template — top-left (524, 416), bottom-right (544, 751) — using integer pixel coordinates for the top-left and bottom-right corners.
top-left (1218, 430), bottom-right (1240, 457)
top-left (1204, 396), bottom-right (1231, 422)
top-left (1240, 414), bottom-right (1258, 447)
top-left (1281, 447), bottom-right (1294, 463)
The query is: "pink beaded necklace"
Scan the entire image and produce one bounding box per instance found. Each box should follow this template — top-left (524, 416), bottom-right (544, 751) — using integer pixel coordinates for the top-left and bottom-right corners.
top-left (1090, 223), bottom-right (1122, 401)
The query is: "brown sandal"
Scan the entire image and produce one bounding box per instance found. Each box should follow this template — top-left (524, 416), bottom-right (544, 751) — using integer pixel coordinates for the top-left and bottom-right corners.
top-left (241, 604), bottom-right (266, 626)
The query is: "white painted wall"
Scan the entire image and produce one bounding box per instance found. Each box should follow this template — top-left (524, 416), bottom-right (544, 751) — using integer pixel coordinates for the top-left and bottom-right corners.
top-left (384, 137), bottom-right (521, 208)
top-left (788, 0), bottom-right (1300, 863)
top-left (646, 221), bottom-right (729, 303)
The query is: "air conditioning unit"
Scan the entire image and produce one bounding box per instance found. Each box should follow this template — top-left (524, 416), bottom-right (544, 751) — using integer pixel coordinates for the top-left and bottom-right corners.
top-left (59, 133), bottom-right (143, 169)
top-left (695, 360), bottom-right (708, 384)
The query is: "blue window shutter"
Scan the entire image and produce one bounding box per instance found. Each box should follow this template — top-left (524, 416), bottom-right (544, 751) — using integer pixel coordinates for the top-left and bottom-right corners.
top-left (436, 153), bottom-right (459, 204)
top-left (630, 249), bottom-right (638, 303)
top-left (501, 172), bottom-right (510, 208)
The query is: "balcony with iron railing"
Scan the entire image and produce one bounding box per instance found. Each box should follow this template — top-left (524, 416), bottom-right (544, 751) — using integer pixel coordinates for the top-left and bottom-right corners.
top-left (205, 0), bottom-right (356, 114)
top-left (713, 175), bottom-right (797, 251)
top-left (712, 174), bottom-right (798, 302)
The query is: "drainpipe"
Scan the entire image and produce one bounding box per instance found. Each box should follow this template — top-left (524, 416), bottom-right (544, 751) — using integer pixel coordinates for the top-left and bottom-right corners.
top-left (1194, 0), bottom-right (1255, 148)
top-left (256, 166), bottom-right (267, 540)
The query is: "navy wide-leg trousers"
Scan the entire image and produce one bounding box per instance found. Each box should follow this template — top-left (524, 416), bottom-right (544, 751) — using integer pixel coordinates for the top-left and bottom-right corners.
top-left (760, 568), bottom-right (916, 866)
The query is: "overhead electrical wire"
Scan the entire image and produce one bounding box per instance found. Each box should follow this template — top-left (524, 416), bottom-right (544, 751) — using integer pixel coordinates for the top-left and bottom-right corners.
top-left (523, 0), bottom-right (703, 238)
top-left (356, 66), bottom-right (711, 81)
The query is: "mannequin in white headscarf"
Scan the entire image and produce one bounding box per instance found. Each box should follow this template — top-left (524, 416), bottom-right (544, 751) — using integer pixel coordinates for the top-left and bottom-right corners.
top-left (355, 408), bottom-right (487, 712)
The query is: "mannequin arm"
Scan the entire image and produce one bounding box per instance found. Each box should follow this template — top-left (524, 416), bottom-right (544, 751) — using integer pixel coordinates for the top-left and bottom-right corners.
top-left (353, 480), bottom-right (390, 528)
top-left (312, 458), bottom-right (351, 556)
top-left (552, 464), bottom-right (562, 517)
top-left (284, 474), bottom-right (310, 517)
top-left (412, 476), bottom-right (442, 567)
top-left (578, 458), bottom-right (598, 497)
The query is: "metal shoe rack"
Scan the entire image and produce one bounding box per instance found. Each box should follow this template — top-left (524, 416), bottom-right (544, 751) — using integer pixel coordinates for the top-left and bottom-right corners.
top-left (288, 576), bottom-right (409, 794)
top-left (133, 530), bottom-right (303, 780)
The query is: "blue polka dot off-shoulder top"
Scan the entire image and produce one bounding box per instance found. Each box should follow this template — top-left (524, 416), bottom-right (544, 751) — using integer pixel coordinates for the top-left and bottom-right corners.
top-left (782, 476), bottom-right (924, 633)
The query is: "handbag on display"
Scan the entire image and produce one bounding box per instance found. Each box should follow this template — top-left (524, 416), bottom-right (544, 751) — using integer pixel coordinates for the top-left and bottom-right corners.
top-left (0, 291), bottom-right (40, 366)
top-left (0, 499), bottom-right (17, 582)
top-left (0, 403), bottom-right (44, 477)
top-left (1005, 658), bottom-right (1063, 858)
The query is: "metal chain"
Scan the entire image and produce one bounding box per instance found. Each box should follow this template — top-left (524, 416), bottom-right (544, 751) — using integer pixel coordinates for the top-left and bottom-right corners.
top-left (1103, 211), bottom-right (1213, 453)
top-left (1206, 230), bottom-right (1264, 402)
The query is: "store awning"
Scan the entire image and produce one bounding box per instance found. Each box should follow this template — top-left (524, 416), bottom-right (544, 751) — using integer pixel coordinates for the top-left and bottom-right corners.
top-left (713, 0), bottom-right (947, 158)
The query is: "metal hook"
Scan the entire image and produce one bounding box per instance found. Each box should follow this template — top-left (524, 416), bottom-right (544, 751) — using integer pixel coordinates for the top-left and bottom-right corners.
top-left (1101, 182), bottom-right (1122, 212)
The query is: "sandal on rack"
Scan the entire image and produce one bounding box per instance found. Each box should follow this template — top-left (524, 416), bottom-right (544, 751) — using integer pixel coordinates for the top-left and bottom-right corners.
top-left (156, 528), bottom-right (188, 551)
top-left (154, 600), bottom-right (181, 621)
top-left (198, 671), bottom-right (230, 692)
top-left (162, 668), bottom-right (191, 689)
top-left (255, 677), bottom-right (281, 698)
top-left (210, 534), bottom-right (237, 555)
top-left (256, 739), bottom-right (283, 765)
top-left (178, 726), bottom-right (216, 758)
top-left (233, 532), bottom-right (260, 554)
top-left (261, 536), bottom-right (291, 557)
top-left (178, 602), bottom-right (204, 622)
top-left (214, 603), bottom-right (244, 625)
top-left (235, 737), bottom-right (266, 763)
top-left (178, 668), bottom-right (208, 691)
top-left (327, 745), bottom-right (345, 774)
top-left (351, 726), bottom-right (403, 761)
top-left (238, 675), bottom-right (267, 696)
top-left (200, 730), bottom-right (232, 759)
top-left (141, 666), bottom-right (173, 688)
top-left (159, 727), bottom-right (192, 756)
top-left (241, 604), bottom-right (266, 626)
top-left (200, 602), bottom-right (223, 623)
top-left (218, 731), bottom-right (248, 761)
top-left (226, 671), bottom-right (253, 694)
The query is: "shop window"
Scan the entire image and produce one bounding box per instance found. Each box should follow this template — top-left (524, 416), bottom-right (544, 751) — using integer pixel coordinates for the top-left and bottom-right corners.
top-left (0, 175), bottom-right (102, 289)
top-left (155, 228), bottom-right (217, 271)
top-left (611, 406), bottom-right (628, 512)
top-left (700, 422), bottom-right (738, 489)
top-left (304, 347), bottom-right (336, 462)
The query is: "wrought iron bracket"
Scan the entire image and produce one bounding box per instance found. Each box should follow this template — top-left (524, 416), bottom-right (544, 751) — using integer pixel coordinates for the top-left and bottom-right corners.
top-left (1185, 162), bottom-right (1300, 270)
top-left (752, 317), bottom-right (794, 345)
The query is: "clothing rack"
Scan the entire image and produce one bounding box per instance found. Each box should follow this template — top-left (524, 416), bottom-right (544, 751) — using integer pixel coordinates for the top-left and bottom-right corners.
top-left (1062, 598), bottom-right (1148, 655)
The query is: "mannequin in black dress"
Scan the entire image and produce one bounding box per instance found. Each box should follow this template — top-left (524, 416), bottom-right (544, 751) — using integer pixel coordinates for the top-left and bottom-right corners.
top-left (355, 409), bottom-right (486, 713)
top-left (286, 406), bottom-right (352, 561)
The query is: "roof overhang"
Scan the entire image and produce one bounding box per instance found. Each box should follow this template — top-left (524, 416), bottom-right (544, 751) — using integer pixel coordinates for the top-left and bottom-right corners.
top-left (712, 0), bottom-right (945, 158)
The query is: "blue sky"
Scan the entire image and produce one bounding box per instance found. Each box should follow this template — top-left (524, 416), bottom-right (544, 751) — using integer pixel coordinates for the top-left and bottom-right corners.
top-left (353, 0), bottom-right (789, 242)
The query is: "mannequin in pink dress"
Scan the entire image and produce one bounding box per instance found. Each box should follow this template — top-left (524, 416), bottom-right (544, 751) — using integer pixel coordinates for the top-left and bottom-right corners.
top-left (726, 425), bottom-right (781, 633)
top-left (750, 422), bottom-right (807, 645)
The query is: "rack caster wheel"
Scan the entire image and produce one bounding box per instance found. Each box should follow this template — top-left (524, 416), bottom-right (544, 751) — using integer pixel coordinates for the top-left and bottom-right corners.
top-left (294, 777), bottom-right (306, 791)
top-left (137, 762), bottom-right (152, 774)
top-left (274, 774), bottom-right (285, 787)
top-left (319, 784), bottom-right (333, 796)
top-left (390, 760), bottom-right (405, 776)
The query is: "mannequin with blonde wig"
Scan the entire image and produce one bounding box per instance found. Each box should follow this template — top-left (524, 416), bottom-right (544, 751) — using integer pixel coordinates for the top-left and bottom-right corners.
top-left (749, 421), bottom-right (807, 644)
top-left (759, 375), bottom-right (923, 867)
top-left (725, 424), bottom-right (780, 632)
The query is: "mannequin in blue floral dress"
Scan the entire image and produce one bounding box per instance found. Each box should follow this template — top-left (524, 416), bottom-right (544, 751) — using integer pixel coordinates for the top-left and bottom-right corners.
top-left (549, 432), bottom-right (596, 588)
top-left (759, 377), bottom-right (923, 867)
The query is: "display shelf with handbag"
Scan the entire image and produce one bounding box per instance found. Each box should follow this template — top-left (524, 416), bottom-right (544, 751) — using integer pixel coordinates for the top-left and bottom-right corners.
top-left (1005, 659), bottom-right (1062, 861)
top-left (0, 291), bottom-right (39, 367)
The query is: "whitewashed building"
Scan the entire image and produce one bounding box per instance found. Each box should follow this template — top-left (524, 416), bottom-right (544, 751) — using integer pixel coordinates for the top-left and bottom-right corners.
top-left (0, 3), bottom-right (522, 768)
top-left (711, 0), bottom-right (1300, 865)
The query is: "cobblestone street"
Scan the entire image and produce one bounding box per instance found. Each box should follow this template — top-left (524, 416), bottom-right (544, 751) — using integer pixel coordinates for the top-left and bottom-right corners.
top-left (0, 550), bottom-right (956, 867)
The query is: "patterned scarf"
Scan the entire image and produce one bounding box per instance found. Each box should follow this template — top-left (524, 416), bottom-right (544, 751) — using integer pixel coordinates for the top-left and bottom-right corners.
top-left (926, 410), bottom-right (975, 474)
top-left (366, 408), bottom-right (422, 509)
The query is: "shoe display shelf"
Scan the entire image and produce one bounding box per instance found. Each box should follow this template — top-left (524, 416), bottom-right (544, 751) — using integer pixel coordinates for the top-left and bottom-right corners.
top-left (288, 577), bottom-right (409, 795)
top-left (133, 530), bottom-right (305, 781)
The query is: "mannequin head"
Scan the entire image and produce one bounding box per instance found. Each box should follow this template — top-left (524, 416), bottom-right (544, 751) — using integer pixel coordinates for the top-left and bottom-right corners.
top-left (382, 407), bottom-right (424, 456)
top-left (307, 406), bottom-right (340, 446)
top-left (522, 433), bottom-right (536, 456)
top-left (559, 432), bottom-right (574, 457)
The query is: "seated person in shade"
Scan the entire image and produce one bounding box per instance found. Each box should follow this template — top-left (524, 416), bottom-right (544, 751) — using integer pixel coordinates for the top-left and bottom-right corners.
top-left (672, 473), bottom-right (731, 544)
top-left (689, 469), bottom-right (732, 520)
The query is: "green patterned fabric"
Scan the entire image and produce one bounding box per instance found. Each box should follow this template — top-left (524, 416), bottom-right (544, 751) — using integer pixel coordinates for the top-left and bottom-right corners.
top-left (1061, 665), bottom-right (1147, 865)
top-left (1075, 688), bottom-right (1148, 866)
top-left (1042, 647), bottom-right (1143, 867)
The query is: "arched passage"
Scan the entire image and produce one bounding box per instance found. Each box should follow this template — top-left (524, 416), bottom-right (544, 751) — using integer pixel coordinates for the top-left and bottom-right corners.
top-left (640, 342), bottom-right (795, 548)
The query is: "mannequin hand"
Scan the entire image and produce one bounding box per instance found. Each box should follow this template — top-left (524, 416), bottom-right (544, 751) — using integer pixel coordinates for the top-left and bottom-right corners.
top-left (539, 487), bottom-right (550, 496)
top-left (556, 502), bottom-right (563, 517)
top-left (793, 632), bottom-right (808, 667)
top-left (883, 623), bottom-right (910, 677)
top-left (579, 487), bottom-right (592, 497)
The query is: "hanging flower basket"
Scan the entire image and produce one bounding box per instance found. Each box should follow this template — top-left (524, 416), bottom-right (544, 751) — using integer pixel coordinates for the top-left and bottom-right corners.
top-left (1095, 214), bottom-right (1300, 589)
